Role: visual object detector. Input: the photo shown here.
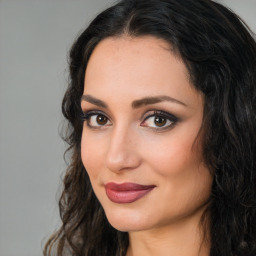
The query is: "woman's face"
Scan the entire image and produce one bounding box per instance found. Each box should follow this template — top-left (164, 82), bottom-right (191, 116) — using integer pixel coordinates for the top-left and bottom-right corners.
top-left (81, 36), bottom-right (213, 232)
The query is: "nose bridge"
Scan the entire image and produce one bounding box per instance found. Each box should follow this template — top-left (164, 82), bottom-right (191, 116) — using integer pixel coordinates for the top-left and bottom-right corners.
top-left (105, 122), bottom-right (140, 172)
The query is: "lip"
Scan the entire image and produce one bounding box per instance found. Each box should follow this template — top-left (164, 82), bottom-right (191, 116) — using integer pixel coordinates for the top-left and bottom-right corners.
top-left (105, 182), bottom-right (156, 204)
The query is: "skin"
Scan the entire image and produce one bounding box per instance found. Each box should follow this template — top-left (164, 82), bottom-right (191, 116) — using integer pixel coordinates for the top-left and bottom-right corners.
top-left (81, 36), bottom-right (213, 256)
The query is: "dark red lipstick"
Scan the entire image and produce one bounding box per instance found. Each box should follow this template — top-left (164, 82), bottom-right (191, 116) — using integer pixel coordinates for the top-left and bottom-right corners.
top-left (105, 182), bottom-right (156, 204)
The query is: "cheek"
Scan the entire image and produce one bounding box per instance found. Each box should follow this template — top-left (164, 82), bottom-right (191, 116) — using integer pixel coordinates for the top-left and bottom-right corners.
top-left (81, 132), bottom-right (104, 181)
top-left (143, 131), bottom-right (212, 200)
top-left (146, 134), bottom-right (212, 212)
top-left (144, 134), bottom-right (198, 177)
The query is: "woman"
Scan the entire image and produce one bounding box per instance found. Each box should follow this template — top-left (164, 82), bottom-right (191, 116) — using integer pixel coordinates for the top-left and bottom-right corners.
top-left (44, 0), bottom-right (256, 255)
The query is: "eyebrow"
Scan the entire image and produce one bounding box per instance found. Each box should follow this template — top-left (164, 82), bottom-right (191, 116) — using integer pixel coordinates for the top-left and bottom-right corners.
top-left (81, 95), bottom-right (108, 108)
top-left (81, 94), bottom-right (186, 109)
top-left (132, 95), bottom-right (186, 108)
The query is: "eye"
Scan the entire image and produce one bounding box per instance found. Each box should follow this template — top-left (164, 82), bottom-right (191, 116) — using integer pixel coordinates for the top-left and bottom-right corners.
top-left (81, 111), bottom-right (111, 128)
top-left (141, 111), bottom-right (177, 130)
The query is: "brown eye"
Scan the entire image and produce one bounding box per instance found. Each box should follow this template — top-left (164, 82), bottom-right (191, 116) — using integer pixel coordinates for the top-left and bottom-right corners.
top-left (154, 116), bottom-right (167, 127)
top-left (83, 113), bottom-right (111, 128)
top-left (96, 115), bottom-right (108, 125)
top-left (141, 111), bottom-right (177, 130)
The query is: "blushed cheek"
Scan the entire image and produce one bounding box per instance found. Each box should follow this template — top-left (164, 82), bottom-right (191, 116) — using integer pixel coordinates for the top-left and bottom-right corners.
top-left (81, 137), bottom-right (101, 180)
top-left (145, 139), bottom-right (195, 177)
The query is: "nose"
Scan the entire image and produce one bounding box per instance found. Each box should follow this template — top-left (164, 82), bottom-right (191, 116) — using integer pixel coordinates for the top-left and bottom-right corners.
top-left (105, 125), bottom-right (141, 173)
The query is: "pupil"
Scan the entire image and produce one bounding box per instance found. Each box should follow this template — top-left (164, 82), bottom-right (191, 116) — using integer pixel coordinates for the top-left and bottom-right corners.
top-left (97, 115), bottom-right (107, 125)
top-left (155, 116), bottom-right (166, 127)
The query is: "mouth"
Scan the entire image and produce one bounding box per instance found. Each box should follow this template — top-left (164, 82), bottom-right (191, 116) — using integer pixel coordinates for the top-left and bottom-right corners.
top-left (105, 182), bottom-right (156, 204)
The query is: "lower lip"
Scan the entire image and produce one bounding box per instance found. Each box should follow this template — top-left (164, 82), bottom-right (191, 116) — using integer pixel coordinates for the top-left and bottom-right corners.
top-left (105, 186), bottom-right (155, 204)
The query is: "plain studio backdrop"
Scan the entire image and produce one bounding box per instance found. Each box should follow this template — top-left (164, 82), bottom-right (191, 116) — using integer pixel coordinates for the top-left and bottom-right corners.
top-left (0, 0), bottom-right (255, 255)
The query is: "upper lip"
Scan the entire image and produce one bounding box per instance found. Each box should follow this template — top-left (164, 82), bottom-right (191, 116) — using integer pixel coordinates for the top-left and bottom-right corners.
top-left (105, 182), bottom-right (156, 191)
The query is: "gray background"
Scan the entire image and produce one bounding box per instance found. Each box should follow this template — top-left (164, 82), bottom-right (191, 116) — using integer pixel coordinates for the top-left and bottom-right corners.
top-left (0, 1), bottom-right (255, 256)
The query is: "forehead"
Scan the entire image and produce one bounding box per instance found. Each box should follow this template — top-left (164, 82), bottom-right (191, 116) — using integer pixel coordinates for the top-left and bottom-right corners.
top-left (84, 36), bottom-right (202, 107)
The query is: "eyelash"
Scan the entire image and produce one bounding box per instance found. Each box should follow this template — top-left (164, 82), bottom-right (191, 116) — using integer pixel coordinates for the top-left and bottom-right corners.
top-left (141, 110), bottom-right (178, 131)
top-left (81, 110), bottom-right (111, 129)
top-left (81, 110), bottom-right (178, 131)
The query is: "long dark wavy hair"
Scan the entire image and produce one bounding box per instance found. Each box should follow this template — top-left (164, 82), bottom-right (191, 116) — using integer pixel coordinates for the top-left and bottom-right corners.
top-left (44, 0), bottom-right (256, 255)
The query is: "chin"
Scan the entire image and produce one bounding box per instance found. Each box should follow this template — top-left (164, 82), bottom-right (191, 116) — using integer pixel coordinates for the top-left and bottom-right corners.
top-left (103, 207), bottom-right (153, 232)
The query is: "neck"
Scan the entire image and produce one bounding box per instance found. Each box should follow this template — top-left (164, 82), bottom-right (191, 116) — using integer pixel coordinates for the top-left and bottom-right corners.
top-left (126, 209), bottom-right (210, 256)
